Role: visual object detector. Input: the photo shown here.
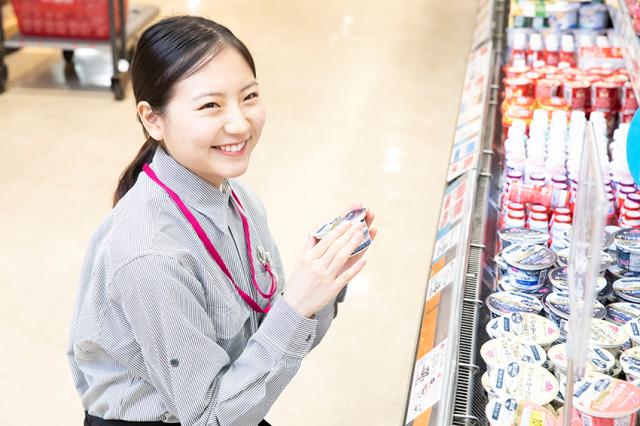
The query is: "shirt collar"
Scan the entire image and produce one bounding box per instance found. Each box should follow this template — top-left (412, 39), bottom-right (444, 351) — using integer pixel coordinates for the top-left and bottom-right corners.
top-left (150, 147), bottom-right (232, 232)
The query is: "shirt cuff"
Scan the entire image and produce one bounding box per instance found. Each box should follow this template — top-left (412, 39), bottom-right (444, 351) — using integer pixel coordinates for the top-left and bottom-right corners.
top-left (258, 295), bottom-right (318, 359)
top-left (336, 284), bottom-right (348, 303)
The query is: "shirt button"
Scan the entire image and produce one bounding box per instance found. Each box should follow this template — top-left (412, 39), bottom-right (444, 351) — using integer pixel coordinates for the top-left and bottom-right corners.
top-left (170, 358), bottom-right (179, 367)
top-left (305, 335), bottom-right (312, 342)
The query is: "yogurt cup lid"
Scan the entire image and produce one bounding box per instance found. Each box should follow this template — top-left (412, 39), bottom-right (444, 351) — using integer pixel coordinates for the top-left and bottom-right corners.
top-left (603, 230), bottom-right (614, 249)
top-left (485, 313), bottom-right (560, 346)
top-left (620, 346), bottom-right (640, 378)
top-left (486, 291), bottom-right (544, 316)
top-left (502, 244), bottom-right (556, 271)
top-left (547, 343), bottom-right (615, 373)
top-left (512, 401), bottom-right (557, 426)
top-left (545, 292), bottom-right (606, 320)
top-left (481, 337), bottom-right (547, 368)
top-left (548, 267), bottom-right (568, 290)
top-left (613, 277), bottom-right (640, 301)
top-left (607, 264), bottom-right (640, 279)
top-left (590, 319), bottom-right (630, 348)
top-left (573, 376), bottom-right (640, 417)
top-left (556, 248), bottom-right (612, 271)
top-left (485, 397), bottom-right (519, 425)
top-left (606, 302), bottom-right (640, 325)
top-left (614, 228), bottom-right (640, 252)
top-left (313, 216), bottom-right (343, 239)
top-left (489, 362), bottom-right (558, 406)
top-left (343, 207), bottom-right (367, 222)
top-left (499, 227), bottom-right (550, 244)
top-left (313, 208), bottom-right (368, 239)
top-left (624, 318), bottom-right (640, 344)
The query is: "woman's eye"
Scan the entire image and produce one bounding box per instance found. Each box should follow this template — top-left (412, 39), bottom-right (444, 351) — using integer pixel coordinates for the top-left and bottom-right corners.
top-left (244, 92), bottom-right (259, 101)
top-left (200, 102), bottom-right (220, 110)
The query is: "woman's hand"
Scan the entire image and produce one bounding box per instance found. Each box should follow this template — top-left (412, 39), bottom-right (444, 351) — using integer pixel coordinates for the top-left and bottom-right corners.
top-left (282, 219), bottom-right (369, 318)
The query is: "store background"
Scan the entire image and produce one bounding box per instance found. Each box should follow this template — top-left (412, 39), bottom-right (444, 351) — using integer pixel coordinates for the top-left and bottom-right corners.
top-left (0, 0), bottom-right (476, 424)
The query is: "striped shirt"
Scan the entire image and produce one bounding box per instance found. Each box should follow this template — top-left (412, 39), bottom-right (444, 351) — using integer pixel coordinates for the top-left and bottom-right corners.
top-left (67, 147), bottom-right (346, 425)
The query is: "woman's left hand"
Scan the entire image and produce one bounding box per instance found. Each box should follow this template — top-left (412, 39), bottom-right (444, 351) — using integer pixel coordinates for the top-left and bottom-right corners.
top-left (337, 204), bottom-right (377, 276)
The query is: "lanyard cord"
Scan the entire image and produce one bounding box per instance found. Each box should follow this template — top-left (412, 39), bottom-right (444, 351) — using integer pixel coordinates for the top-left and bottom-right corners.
top-left (143, 164), bottom-right (276, 314)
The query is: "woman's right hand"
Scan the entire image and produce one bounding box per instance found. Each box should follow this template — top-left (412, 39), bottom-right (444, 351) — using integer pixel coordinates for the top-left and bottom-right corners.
top-left (282, 220), bottom-right (368, 318)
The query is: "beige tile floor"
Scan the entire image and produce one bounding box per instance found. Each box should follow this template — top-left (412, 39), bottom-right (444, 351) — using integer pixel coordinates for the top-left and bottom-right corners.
top-left (0, 0), bottom-right (475, 424)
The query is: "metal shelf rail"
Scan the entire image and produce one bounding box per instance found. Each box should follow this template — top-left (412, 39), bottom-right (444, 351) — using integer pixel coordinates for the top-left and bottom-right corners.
top-left (0, 1), bottom-right (159, 99)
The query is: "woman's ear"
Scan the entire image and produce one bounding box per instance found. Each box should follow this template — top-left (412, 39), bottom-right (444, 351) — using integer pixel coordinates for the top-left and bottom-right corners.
top-left (137, 101), bottom-right (164, 142)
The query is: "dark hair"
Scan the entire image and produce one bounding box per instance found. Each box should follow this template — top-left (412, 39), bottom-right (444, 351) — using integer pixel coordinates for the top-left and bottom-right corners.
top-left (113, 16), bottom-right (257, 206)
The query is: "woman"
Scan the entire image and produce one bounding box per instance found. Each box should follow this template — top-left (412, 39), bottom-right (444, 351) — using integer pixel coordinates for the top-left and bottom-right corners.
top-left (66, 16), bottom-right (376, 426)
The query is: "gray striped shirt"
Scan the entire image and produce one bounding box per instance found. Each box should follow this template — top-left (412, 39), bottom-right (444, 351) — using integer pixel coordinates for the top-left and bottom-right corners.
top-left (67, 147), bottom-right (345, 425)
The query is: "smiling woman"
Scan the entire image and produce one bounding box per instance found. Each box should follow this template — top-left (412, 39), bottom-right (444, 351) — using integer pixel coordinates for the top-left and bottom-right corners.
top-left (67, 15), bottom-right (376, 426)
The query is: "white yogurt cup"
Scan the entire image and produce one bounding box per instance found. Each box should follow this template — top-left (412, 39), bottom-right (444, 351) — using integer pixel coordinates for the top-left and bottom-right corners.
top-left (620, 346), bottom-right (640, 382)
top-left (485, 313), bottom-right (560, 348)
top-left (489, 361), bottom-right (558, 406)
top-left (624, 318), bottom-right (640, 347)
top-left (590, 319), bottom-right (630, 354)
top-left (481, 337), bottom-right (546, 374)
top-left (485, 397), bottom-right (519, 426)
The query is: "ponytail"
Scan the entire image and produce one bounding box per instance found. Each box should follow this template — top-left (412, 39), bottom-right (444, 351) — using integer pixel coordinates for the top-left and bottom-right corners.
top-left (113, 138), bottom-right (158, 207)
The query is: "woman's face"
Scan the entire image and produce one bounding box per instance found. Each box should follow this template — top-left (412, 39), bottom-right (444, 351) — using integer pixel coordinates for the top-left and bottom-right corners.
top-left (141, 47), bottom-right (266, 187)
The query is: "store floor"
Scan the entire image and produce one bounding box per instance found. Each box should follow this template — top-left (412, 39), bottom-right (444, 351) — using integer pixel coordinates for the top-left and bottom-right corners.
top-left (0, 1), bottom-right (475, 424)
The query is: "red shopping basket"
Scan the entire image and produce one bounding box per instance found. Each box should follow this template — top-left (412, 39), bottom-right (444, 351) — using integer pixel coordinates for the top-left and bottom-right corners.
top-left (11, 0), bottom-right (128, 40)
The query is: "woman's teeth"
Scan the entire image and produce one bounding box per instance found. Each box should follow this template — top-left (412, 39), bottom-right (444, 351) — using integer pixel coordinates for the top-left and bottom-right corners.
top-left (215, 142), bottom-right (246, 153)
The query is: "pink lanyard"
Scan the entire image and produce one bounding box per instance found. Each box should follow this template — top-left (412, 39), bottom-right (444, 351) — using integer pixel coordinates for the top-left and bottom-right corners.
top-left (143, 164), bottom-right (277, 314)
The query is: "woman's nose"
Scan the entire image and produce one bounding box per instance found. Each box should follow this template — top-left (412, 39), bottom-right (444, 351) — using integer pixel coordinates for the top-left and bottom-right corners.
top-left (224, 106), bottom-right (251, 136)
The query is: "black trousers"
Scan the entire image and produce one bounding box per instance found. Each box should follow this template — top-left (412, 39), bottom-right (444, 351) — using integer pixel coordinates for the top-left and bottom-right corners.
top-left (84, 412), bottom-right (272, 426)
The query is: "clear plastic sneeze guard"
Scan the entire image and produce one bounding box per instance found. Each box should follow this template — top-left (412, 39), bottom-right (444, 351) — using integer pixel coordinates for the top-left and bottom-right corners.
top-left (564, 122), bottom-right (608, 426)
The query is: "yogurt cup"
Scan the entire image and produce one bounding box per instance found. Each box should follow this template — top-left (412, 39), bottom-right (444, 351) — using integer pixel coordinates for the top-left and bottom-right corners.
top-left (499, 227), bottom-right (550, 249)
top-left (613, 277), bottom-right (640, 303)
top-left (485, 313), bottom-right (560, 347)
top-left (620, 347), bottom-right (640, 382)
top-left (573, 376), bottom-right (640, 426)
top-left (607, 264), bottom-right (640, 281)
top-left (547, 267), bottom-right (607, 297)
top-left (502, 244), bottom-right (556, 289)
top-left (555, 248), bottom-right (613, 274)
top-left (314, 207), bottom-right (371, 256)
top-left (489, 361), bottom-right (558, 406)
top-left (486, 291), bottom-right (544, 318)
top-left (605, 302), bottom-right (640, 325)
top-left (481, 337), bottom-right (546, 374)
top-left (613, 228), bottom-right (640, 273)
top-left (512, 401), bottom-right (557, 426)
top-left (624, 318), bottom-right (640, 347)
top-left (590, 319), bottom-right (630, 352)
top-left (485, 397), bottom-right (519, 426)
top-left (482, 371), bottom-right (499, 399)
top-left (545, 292), bottom-right (606, 320)
top-left (547, 343), bottom-right (615, 374)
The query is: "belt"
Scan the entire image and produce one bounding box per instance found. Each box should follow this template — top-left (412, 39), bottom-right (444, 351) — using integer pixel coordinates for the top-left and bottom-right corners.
top-left (84, 412), bottom-right (272, 426)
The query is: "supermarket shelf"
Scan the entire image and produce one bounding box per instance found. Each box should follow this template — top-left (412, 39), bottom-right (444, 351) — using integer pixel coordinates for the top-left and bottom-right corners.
top-left (4, 4), bottom-right (158, 50)
top-left (606, 0), bottom-right (640, 100)
top-left (402, 0), bottom-right (505, 424)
